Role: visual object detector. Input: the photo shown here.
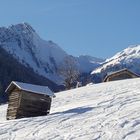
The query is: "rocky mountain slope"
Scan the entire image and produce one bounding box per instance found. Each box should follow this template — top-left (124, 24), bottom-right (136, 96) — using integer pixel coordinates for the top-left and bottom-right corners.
top-left (0, 47), bottom-right (59, 102)
top-left (91, 45), bottom-right (140, 82)
top-left (0, 23), bottom-right (103, 84)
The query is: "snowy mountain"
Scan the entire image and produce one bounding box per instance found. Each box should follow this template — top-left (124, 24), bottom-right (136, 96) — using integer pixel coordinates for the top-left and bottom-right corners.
top-left (0, 47), bottom-right (60, 102)
top-left (91, 45), bottom-right (140, 82)
top-left (76, 55), bottom-right (103, 73)
top-left (0, 23), bottom-right (103, 84)
top-left (0, 78), bottom-right (140, 139)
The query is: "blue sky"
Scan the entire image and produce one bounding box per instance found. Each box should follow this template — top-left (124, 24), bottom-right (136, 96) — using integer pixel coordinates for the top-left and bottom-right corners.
top-left (0, 0), bottom-right (140, 58)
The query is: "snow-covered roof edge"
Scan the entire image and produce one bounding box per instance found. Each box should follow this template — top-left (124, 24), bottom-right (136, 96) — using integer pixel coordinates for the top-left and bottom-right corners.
top-left (5, 81), bottom-right (54, 97)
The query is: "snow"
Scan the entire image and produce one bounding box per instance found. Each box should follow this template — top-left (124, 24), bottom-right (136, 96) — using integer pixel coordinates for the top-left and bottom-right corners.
top-left (0, 78), bottom-right (140, 139)
top-left (91, 45), bottom-right (140, 75)
top-left (76, 55), bottom-right (104, 73)
top-left (0, 23), bottom-right (102, 84)
top-left (6, 81), bottom-right (54, 97)
top-left (0, 104), bottom-right (7, 121)
top-left (0, 23), bottom-right (69, 84)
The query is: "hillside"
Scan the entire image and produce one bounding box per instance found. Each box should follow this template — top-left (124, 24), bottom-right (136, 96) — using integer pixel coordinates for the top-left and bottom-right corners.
top-left (0, 78), bottom-right (140, 139)
top-left (91, 45), bottom-right (140, 82)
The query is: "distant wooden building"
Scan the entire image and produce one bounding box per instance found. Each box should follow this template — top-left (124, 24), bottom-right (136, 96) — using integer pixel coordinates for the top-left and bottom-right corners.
top-left (5, 81), bottom-right (54, 120)
top-left (103, 69), bottom-right (139, 82)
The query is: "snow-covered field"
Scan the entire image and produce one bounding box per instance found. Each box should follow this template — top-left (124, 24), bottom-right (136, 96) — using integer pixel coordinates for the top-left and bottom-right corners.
top-left (0, 78), bottom-right (140, 140)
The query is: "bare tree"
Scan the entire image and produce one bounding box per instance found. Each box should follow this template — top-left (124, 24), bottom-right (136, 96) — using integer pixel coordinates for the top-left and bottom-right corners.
top-left (58, 56), bottom-right (79, 90)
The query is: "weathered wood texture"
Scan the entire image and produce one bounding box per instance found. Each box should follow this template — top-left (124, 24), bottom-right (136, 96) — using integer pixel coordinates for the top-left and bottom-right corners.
top-left (7, 89), bottom-right (52, 120)
top-left (6, 88), bottom-right (21, 120)
top-left (17, 91), bottom-right (51, 118)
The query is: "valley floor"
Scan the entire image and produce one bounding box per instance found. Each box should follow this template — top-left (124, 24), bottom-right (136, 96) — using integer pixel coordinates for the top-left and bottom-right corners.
top-left (0, 78), bottom-right (140, 140)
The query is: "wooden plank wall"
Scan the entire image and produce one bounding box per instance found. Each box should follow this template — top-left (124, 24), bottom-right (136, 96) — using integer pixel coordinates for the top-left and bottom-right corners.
top-left (7, 90), bottom-right (21, 120)
top-left (16, 91), bottom-right (52, 119)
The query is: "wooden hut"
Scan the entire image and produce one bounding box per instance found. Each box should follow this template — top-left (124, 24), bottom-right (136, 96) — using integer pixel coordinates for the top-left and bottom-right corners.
top-left (5, 81), bottom-right (54, 120)
top-left (103, 68), bottom-right (139, 82)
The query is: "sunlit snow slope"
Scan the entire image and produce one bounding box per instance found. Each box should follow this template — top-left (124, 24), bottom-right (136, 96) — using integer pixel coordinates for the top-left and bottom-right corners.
top-left (0, 78), bottom-right (140, 140)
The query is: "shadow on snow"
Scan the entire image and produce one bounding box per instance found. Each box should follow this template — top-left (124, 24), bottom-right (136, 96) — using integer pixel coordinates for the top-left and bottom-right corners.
top-left (52, 106), bottom-right (93, 116)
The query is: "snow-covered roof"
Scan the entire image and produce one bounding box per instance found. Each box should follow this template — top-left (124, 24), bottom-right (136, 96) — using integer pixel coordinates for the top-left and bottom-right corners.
top-left (5, 81), bottom-right (54, 97)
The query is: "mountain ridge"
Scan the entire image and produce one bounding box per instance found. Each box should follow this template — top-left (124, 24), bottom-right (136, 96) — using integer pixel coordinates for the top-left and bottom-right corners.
top-left (0, 23), bottom-right (103, 85)
top-left (91, 45), bottom-right (140, 82)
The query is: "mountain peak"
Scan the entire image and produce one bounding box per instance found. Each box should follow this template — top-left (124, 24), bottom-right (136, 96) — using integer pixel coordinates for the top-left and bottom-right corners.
top-left (10, 22), bottom-right (35, 33)
top-left (106, 45), bottom-right (140, 63)
top-left (0, 23), bottom-right (103, 85)
top-left (91, 45), bottom-right (140, 83)
top-left (4, 22), bottom-right (36, 38)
